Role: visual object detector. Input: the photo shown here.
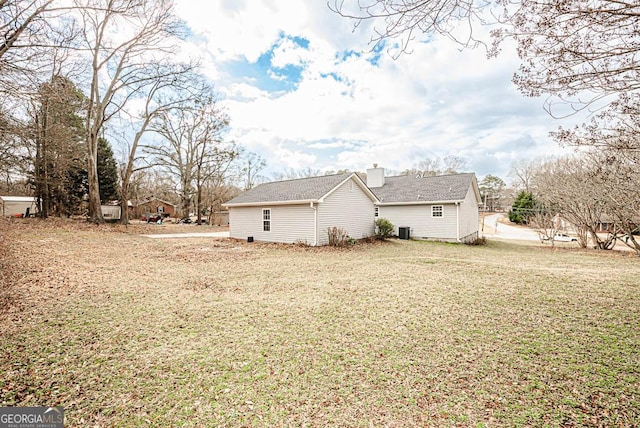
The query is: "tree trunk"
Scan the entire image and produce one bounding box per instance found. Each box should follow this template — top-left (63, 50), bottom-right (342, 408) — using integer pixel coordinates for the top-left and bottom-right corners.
top-left (120, 179), bottom-right (130, 225)
top-left (195, 164), bottom-right (202, 225)
top-left (87, 133), bottom-right (103, 223)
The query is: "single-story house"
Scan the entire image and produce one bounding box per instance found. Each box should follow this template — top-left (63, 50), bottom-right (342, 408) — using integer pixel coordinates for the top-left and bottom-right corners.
top-left (135, 197), bottom-right (177, 218)
top-left (223, 172), bottom-right (378, 246)
top-left (223, 166), bottom-right (482, 245)
top-left (0, 196), bottom-right (37, 217)
top-left (368, 167), bottom-right (481, 243)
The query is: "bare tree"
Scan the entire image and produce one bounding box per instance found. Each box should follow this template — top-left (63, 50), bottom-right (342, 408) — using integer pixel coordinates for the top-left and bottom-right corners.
top-left (479, 174), bottom-right (505, 211)
top-left (331, 1), bottom-right (640, 112)
top-left (0, 106), bottom-right (24, 192)
top-left (0, 0), bottom-right (78, 98)
top-left (414, 158), bottom-right (441, 176)
top-left (496, 1), bottom-right (640, 115)
top-left (442, 155), bottom-right (469, 174)
top-left (529, 206), bottom-right (562, 247)
top-left (402, 155), bottom-right (469, 177)
top-left (272, 167), bottom-right (323, 181)
top-left (508, 158), bottom-right (543, 193)
top-left (146, 97), bottom-right (233, 222)
top-left (329, 0), bottom-right (490, 57)
top-left (125, 167), bottom-right (176, 213)
top-left (553, 97), bottom-right (640, 254)
top-left (75, 0), bottom-right (188, 223)
top-left (535, 156), bottom-right (616, 250)
top-left (117, 69), bottom-right (203, 225)
top-left (238, 150), bottom-right (267, 191)
top-left (201, 144), bottom-right (238, 225)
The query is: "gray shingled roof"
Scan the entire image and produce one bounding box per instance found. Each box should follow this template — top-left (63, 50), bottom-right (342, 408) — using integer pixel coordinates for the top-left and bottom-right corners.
top-left (224, 172), bottom-right (353, 205)
top-left (371, 173), bottom-right (476, 204)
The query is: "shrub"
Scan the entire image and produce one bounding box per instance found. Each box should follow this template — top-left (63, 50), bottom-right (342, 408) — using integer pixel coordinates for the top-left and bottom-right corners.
top-left (375, 218), bottom-right (394, 240)
top-left (327, 226), bottom-right (348, 246)
top-left (466, 236), bottom-right (487, 246)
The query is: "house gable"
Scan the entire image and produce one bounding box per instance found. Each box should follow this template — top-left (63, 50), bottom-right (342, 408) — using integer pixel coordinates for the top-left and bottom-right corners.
top-left (317, 176), bottom-right (377, 245)
top-left (225, 173), bottom-right (378, 245)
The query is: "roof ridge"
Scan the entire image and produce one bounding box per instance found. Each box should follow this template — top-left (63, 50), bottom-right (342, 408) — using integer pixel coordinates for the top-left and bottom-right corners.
top-left (260, 171), bottom-right (351, 186)
top-left (386, 172), bottom-right (474, 179)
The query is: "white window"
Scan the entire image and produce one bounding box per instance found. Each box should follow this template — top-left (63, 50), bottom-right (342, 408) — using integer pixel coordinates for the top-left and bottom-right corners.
top-left (263, 209), bottom-right (271, 232)
top-left (374, 206), bottom-right (379, 217)
top-left (432, 205), bottom-right (443, 218)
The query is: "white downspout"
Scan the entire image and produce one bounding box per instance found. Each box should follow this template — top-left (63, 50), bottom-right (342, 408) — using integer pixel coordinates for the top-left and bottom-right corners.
top-left (456, 202), bottom-right (460, 243)
top-left (311, 202), bottom-right (317, 246)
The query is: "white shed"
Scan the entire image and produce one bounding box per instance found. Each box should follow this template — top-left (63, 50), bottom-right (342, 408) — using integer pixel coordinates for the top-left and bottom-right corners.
top-left (222, 172), bottom-right (378, 246)
top-left (101, 205), bottom-right (121, 221)
top-left (0, 196), bottom-right (37, 217)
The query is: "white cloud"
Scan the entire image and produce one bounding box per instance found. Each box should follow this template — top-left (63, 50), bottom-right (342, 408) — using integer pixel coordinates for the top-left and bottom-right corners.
top-left (270, 38), bottom-right (311, 69)
top-left (176, 0), bottom-right (584, 179)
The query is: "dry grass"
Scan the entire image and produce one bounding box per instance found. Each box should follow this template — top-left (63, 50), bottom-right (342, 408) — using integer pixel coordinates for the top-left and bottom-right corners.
top-left (0, 218), bottom-right (638, 427)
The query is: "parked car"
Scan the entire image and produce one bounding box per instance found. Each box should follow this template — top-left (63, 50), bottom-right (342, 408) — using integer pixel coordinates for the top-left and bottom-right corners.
top-left (544, 233), bottom-right (577, 242)
top-left (141, 213), bottom-right (163, 223)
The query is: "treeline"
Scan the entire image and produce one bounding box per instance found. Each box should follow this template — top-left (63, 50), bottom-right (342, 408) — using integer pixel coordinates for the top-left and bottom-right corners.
top-left (0, 0), bottom-right (267, 224)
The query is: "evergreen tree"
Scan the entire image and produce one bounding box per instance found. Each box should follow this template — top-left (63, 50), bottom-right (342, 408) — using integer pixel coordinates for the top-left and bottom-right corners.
top-left (509, 191), bottom-right (537, 225)
top-left (32, 75), bottom-right (85, 217)
top-left (97, 137), bottom-right (119, 203)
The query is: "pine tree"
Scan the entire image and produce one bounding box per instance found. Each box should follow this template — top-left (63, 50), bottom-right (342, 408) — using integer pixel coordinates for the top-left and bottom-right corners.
top-left (97, 138), bottom-right (119, 203)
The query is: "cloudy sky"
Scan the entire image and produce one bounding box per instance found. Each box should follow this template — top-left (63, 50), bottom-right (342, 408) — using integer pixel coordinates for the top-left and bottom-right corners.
top-left (174, 0), bottom-right (582, 181)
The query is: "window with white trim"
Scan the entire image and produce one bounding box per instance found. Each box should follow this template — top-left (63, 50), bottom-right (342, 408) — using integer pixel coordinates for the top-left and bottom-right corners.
top-left (432, 205), bottom-right (443, 217)
top-left (374, 206), bottom-right (379, 217)
top-left (263, 208), bottom-right (271, 231)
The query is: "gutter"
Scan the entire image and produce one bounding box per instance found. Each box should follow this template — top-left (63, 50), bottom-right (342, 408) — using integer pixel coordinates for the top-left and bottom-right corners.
top-left (223, 199), bottom-right (317, 208)
top-left (456, 202), bottom-right (460, 243)
top-left (376, 199), bottom-right (464, 206)
top-left (311, 201), bottom-right (318, 246)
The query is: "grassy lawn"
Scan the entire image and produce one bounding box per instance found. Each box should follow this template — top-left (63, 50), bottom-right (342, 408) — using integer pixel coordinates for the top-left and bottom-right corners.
top-left (1, 219), bottom-right (638, 427)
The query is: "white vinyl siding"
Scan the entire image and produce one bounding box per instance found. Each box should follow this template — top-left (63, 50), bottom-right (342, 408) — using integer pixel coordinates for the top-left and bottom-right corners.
top-left (317, 178), bottom-right (376, 245)
top-left (378, 204), bottom-right (459, 241)
top-left (229, 204), bottom-right (315, 244)
top-left (458, 186), bottom-right (480, 241)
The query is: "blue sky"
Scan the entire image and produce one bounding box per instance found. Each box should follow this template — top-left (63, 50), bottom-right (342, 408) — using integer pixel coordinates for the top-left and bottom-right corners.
top-left (174, 0), bottom-right (585, 183)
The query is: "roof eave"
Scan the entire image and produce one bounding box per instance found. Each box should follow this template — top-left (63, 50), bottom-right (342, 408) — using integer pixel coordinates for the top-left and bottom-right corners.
top-left (222, 199), bottom-right (318, 208)
top-left (377, 199), bottom-right (464, 206)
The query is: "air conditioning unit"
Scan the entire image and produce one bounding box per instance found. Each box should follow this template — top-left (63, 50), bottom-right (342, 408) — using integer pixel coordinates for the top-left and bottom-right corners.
top-left (398, 227), bottom-right (410, 240)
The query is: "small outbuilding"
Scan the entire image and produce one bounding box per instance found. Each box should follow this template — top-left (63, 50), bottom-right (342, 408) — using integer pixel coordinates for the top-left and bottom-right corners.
top-left (0, 196), bottom-right (37, 217)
